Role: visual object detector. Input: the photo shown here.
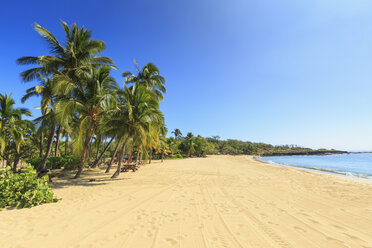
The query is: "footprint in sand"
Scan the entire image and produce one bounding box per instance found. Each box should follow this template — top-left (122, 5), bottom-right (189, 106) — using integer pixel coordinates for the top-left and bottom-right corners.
top-left (164, 237), bottom-right (178, 246)
top-left (145, 230), bottom-right (153, 237)
top-left (309, 219), bottom-right (319, 224)
top-left (333, 224), bottom-right (345, 230)
top-left (294, 226), bottom-right (307, 233)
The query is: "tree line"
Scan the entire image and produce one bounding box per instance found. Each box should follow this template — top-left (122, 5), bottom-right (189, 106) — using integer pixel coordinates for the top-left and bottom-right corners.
top-left (165, 129), bottom-right (321, 157)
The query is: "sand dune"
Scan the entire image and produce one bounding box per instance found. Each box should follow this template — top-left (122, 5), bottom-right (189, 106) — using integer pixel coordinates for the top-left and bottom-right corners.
top-left (1, 155), bottom-right (372, 248)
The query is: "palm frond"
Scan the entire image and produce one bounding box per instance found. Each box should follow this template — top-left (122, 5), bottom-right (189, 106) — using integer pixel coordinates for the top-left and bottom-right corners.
top-left (34, 23), bottom-right (66, 56)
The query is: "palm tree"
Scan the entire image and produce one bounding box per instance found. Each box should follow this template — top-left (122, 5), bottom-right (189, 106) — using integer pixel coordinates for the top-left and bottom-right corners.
top-left (22, 74), bottom-right (57, 169)
top-left (17, 20), bottom-right (116, 83)
top-left (156, 131), bottom-right (169, 162)
top-left (171, 128), bottom-right (182, 140)
top-left (91, 135), bottom-right (114, 168)
top-left (35, 124), bottom-right (44, 157)
top-left (62, 129), bottom-right (69, 156)
top-left (106, 84), bottom-right (164, 178)
top-left (0, 93), bottom-right (32, 169)
top-left (9, 119), bottom-right (35, 172)
top-left (186, 132), bottom-right (195, 157)
top-left (122, 60), bottom-right (166, 101)
top-left (55, 66), bottom-right (118, 178)
top-left (18, 21), bottom-right (116, 169)
top-left (0, 93), bottom-right (31, 151)
top-left (105, 139), bottom-right (121, 173)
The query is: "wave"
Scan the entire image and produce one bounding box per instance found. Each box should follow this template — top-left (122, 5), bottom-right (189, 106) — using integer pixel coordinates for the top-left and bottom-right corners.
top-left (257, 158), bottom-right (372, 180)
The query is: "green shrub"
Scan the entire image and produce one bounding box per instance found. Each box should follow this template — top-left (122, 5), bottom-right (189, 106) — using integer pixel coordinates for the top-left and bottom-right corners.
top-left (167, 153), bottom-right (183, 160)
top-left (56, 156), bottom-right (82, 170)
top-left (0, 166), bottom-right (58, 209)
top-left (173, 153), bottom-right (183, 159)
top-left (24, 157), bottom-right (43, 169)
top-left (25, 155), bottom-right (81, 170)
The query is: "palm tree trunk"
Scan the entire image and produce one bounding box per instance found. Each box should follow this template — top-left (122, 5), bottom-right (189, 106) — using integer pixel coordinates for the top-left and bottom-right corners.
top-left (135, 150), bottom-right (140, 167)
top-left (39, 132), bottom-right (43, 157)
top-left (92, 137), bottom-right (113, 168)
top-left (54, 126), bottom-right (61, 157)
top-left (12, 155), bottom-right (20, 172)
top-left (105, 141), bottom-right (119, 173)
top-left (149, 149), bottom-right (152, 164)
top-left (134, 149), bottom-right (139, 163)
top-left (74, 128), bottom-right (95, 179)
top-left (161, 153), bottom-right (164, 162)
top-left (95, 137), bottom-right (101, 160)
top-left (127, 150), bottom-right (133, 165)
top-left (40, 121), bottom-right (56, 170)
top-left (65, 134), bottom-right (68, 156)
top-left (111, 137), bottom-right (130, 178)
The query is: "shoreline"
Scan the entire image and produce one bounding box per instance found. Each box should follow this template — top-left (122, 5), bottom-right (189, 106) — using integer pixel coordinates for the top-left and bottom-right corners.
top-left (254, 155), bottom-right (372, 182)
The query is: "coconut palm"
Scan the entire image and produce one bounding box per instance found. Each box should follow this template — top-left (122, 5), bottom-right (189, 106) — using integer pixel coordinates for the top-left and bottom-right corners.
top-left (105, 139), bottom-right (121, 173)
top-left (17, 21), bottom-right (116, 83)
top-left (54, 66), bottom-right (118, 178)
top-left (0, 93), bottom-right (32, 170)
top-left (186, 132), bottom-right (195, 157)
top-left (105, 84), bottom-right (164, 178)
top-left (91, 134), bottom-right (114, 168)
top-left (0, 93), bottom-right (31, 154)
top-left (156, 130), bottom-right (169, 162)
top-left (18, 20), bottom-right (117, 169)
top-left (171, 128), bottom-right (182, 140)
top-left (22, 74), bottom-right (57, 169)
top-left (9, 119), bottom-right (35, 171)
top-left (122, 60), bottom-right (166, 101)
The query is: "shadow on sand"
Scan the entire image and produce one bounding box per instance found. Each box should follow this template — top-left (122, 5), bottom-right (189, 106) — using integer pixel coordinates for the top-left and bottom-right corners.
top-left (51, 167), bottom-right (131, 189)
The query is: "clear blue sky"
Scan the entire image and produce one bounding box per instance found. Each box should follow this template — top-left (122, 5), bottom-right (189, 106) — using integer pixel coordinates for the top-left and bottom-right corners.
top-left (1, 0), bottom-right (372, 150)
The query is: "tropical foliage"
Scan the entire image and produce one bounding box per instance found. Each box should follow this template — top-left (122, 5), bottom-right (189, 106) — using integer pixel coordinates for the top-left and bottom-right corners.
top-left (0, 166), bottom-right (57, 209)
top-left (10, 20), bottom-right (167, 180)
top-left (161, 129), bottom-right (335, 157)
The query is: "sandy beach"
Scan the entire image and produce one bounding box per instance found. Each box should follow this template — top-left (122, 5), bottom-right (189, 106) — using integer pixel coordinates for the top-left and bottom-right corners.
top-left (1, 155), bottom-right (372, 248)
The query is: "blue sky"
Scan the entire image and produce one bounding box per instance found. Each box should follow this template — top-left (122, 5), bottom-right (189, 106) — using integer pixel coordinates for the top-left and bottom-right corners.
top-left (1, 0), bottom-right (372, 150)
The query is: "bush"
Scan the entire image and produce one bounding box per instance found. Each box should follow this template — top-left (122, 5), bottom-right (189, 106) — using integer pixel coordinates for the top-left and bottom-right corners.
top-left (25, 155), bottom-right (81, 170)
top-left (167, 153), bottom-right (183, 160)
top-left (0, 166), bottom-right (58, 208)
top-left (24, 157), bottom-right (43, 169)
top-left (173, 153), bottom-right (183, 159)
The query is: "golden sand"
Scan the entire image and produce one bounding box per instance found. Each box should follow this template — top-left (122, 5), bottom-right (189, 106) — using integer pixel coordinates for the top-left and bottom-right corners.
top-left (1, 155), bottom-right (372, 247)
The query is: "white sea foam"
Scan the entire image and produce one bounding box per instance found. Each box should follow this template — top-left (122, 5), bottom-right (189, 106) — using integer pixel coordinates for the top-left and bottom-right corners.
top-left (258, 153), bottom-right (372, 181)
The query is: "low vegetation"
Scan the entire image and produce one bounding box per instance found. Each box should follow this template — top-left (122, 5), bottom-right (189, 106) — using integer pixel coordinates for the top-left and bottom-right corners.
top-left (0, 166), bottom-right (58, 209)
top-left (25, 155), bottom-right (82, 170)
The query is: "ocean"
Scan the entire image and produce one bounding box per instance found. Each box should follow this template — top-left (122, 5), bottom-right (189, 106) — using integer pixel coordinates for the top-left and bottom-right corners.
top-left (258, 152), bottom-right (372, 180)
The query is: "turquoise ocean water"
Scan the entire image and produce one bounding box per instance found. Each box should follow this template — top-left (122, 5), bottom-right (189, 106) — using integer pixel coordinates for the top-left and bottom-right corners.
top-left (259, 153), bottom-right (372, 179)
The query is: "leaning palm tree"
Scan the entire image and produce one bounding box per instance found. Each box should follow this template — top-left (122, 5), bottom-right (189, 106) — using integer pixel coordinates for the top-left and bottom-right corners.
top-left (54, 66), bottom-right (118, 178)
top-left (90, 125), bottom-right (115, 168)
top-left (22, 74), bottom-right (57, 169)
top-left (106, 84), bottom-right (164, 178)
top-left (17, 20), bottom-right (116, 83)
top-left (122, 60), bottom-right (166, 101)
